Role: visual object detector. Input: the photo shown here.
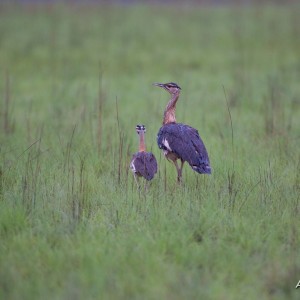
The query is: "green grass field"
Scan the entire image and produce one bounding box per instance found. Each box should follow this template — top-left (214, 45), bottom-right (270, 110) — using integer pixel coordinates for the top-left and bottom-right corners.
top-left (0, 2), bottom-right (300, 299)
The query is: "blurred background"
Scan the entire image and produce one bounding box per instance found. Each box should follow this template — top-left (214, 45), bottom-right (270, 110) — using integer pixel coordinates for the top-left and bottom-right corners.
top-left (0, 1), bottom-right (299, 299)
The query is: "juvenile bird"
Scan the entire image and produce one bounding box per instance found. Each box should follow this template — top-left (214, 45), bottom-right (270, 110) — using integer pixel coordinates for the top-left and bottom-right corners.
top-left (130, 124), bottom-right (158, 188)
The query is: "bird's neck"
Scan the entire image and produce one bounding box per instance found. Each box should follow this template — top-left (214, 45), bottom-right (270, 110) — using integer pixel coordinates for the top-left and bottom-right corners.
top-left (163, 92), bottom-right (180, 125)
top-left (139, 132), bottom-right (146, 152)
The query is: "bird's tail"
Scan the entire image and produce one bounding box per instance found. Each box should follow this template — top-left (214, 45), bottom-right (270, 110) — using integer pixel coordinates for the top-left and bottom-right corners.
top-left (192, 164), bottom-right (211, 174)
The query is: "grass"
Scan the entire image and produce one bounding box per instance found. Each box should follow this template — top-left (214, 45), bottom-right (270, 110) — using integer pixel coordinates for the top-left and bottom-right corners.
top-left (0, 2), bottom-right (300, 299)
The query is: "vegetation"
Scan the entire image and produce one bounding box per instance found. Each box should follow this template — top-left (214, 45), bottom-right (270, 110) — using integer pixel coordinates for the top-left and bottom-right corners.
top-left (0, 3), bottom-right (299, 299)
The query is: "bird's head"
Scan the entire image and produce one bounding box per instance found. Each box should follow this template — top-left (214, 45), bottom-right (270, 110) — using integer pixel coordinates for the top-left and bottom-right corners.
top-left (136, 124), bottom-right (146, 135)
top-left (153, 82), bottom-right (181, 95)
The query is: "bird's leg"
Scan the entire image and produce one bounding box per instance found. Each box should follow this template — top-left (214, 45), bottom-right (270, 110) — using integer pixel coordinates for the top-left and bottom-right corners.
top-left (133, 173), bottom-right (140, 190)
top-left (144, 181), bottom-right (150, 192)
top-left (179, 159), bottom-right (185, 179)
top-left (173, 159), bottom-right (185, 184)
top-left (173, 160), bottom-right (182, 184)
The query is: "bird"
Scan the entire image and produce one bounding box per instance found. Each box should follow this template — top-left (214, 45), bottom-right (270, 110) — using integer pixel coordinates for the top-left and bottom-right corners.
top-left (130, 124), bottom-right (158, 188)
top-left (153, 82), bottom-right (211, 183)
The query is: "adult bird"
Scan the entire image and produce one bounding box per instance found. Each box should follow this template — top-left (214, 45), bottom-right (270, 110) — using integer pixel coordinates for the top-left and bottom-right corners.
top-left (130, 124), bottom-right (158, 188)
top-left (153, 82), bottom-right (211, 183)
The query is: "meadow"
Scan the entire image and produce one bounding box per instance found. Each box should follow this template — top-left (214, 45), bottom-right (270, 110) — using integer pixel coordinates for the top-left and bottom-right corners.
top-left (0, 2), bottom-right (300, 299)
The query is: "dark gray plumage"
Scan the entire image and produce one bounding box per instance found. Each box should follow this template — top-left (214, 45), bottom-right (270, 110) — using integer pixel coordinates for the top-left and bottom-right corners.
top-left (157, 123), bottom-right (211, 174)
top-left (130, 152), bottom-right (158, 181)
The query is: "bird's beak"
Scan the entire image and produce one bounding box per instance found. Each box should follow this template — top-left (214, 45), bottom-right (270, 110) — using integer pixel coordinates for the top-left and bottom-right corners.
top-left (152, 83), bottom-right (164, 88)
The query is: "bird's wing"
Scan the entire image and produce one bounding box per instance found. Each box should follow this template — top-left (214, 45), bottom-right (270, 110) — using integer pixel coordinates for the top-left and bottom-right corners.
top-left (133, 152), bottom-right (158, 180)
top-left (158, 123), bottom-right (211, 174)
top-left (146, 152), bottom-right (158, 178)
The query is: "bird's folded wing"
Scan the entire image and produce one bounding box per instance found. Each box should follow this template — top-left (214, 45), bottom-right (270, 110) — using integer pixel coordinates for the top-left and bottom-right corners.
top-left (158, 123), bottom-right (210, 168)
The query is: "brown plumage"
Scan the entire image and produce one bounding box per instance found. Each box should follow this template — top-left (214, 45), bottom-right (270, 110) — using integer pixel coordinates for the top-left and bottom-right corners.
top-left (153, 82), bottom-right (211, 183)
top-left (130, 125), bottom-right (158, 187)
